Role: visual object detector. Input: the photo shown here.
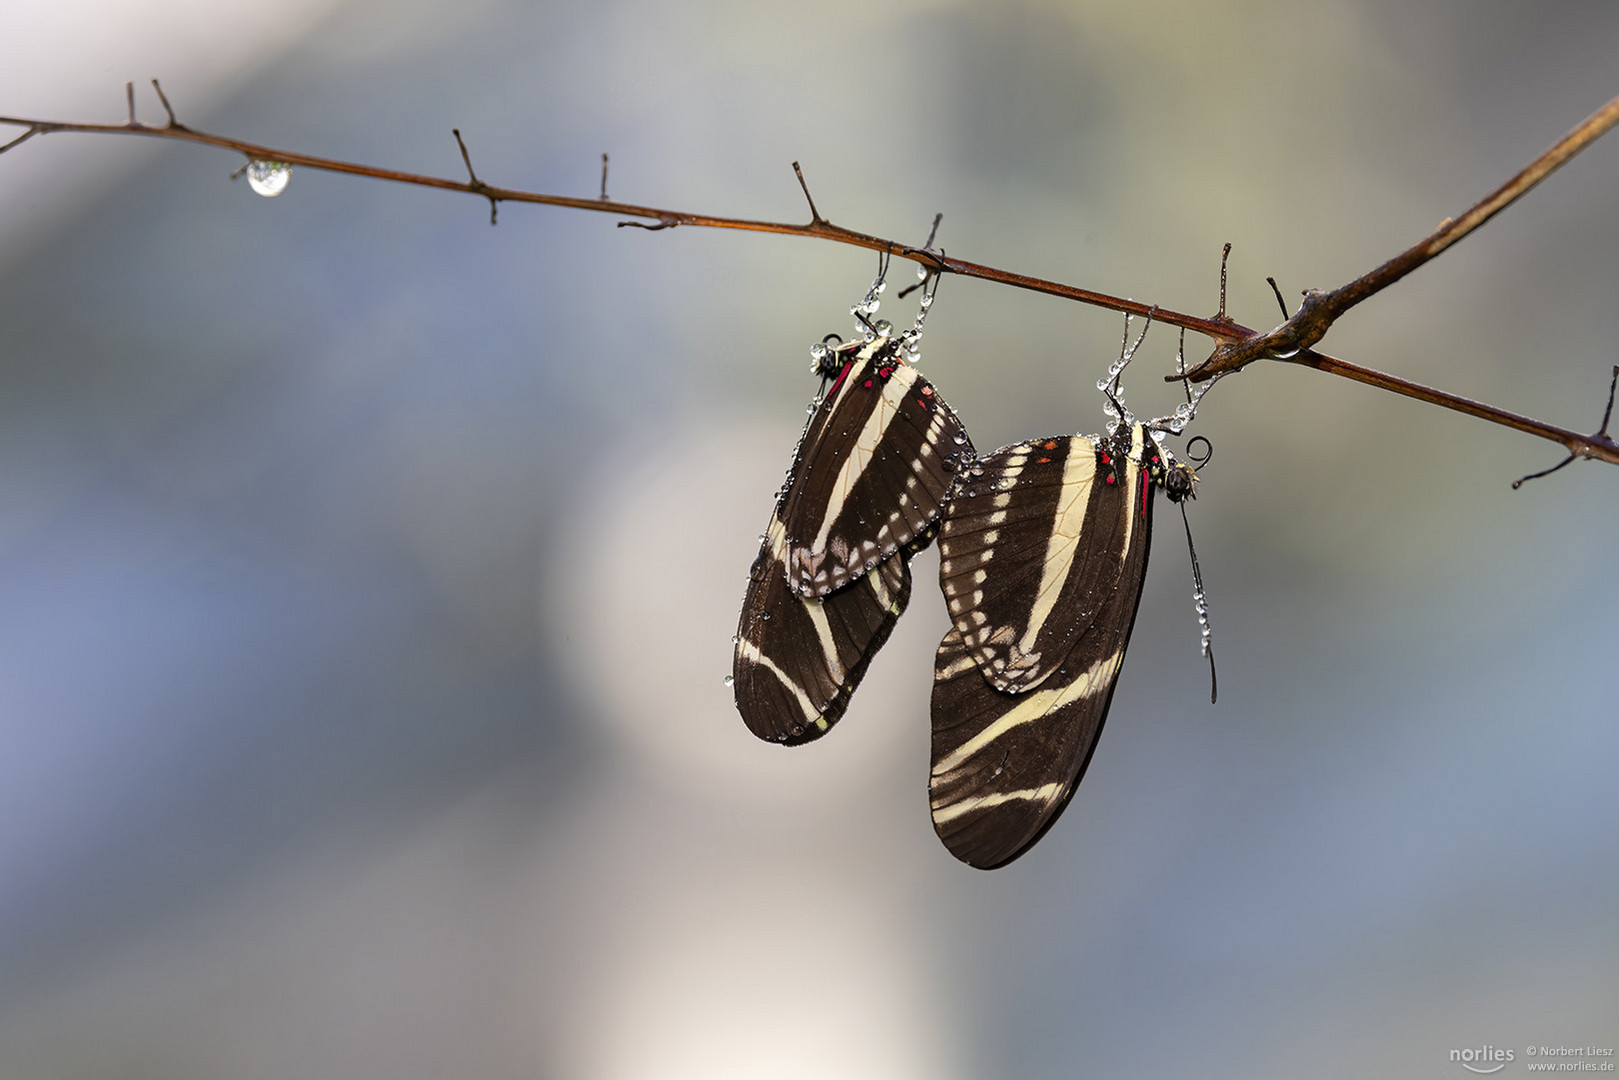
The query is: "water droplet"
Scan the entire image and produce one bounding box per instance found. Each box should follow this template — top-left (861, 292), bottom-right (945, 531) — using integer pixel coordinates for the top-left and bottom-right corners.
top-left (874, 319), bottom-right (893, 337)
top-left (867, 298), bottom-right (881, 314)
top-left (723, 674), bottom-right (735, 687)
top-left (760, 612), bottom-right (771, 621)
top-left (875, 280), bottom-right (888, 294)
top-left (919, 293), bottom-right (933, 309)
top-left (245, 160), bottom-right (291, 197)
top-left (916, 265), bottom-right (928, 281)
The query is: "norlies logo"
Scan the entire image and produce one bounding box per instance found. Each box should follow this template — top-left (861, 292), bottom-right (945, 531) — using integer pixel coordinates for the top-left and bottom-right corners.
top-left (1452, 1046), bottom-right (1515, 1074)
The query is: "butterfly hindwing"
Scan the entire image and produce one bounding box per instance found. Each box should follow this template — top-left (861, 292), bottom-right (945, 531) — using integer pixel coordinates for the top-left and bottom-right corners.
top-left (781, 336), bottom-right (972, 597)
top-left (733, 507), bottom-right (927, 745)
top-left (929, 423), bottom-right (1160, 869)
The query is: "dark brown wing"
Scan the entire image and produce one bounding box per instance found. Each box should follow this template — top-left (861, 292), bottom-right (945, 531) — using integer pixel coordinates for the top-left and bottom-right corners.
top-left (929, 425), bottom-right (1156, 869)
top-left (732, 505), bottom-right (930, 745)
top-left (780, 337), bottom-right (971, 597)
top-left (938, 431), bottom-right (1144, 694)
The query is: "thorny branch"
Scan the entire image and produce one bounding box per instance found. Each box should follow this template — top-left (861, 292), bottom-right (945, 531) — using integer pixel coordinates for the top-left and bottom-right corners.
top-left (3, 82), bottom-right (1618, 474)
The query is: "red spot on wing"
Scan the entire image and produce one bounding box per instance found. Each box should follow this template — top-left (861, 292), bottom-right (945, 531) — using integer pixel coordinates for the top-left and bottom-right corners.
top-left (826, 360), bottom-right (855, 401)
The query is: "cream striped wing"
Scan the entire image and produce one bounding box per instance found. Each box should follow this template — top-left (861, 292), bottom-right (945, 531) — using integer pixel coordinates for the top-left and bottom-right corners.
top-left (781, 337), bottom-right (972, 597)
top-left (732, 505), bottom-right (931, 745)
top-left (938, 428), bottom-right (1148, 694)
top-left (929, 424), bottom-right (1158, 869)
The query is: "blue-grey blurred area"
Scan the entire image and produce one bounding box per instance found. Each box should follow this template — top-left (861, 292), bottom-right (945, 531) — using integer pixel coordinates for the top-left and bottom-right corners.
top-left (1, 0), bottom-right (1616, 1076)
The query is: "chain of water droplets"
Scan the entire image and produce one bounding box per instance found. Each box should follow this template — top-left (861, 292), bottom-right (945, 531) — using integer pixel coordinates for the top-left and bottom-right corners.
top-left (1191, 565), bottom-right (1213, 658)
top-left (1151, 328), bottom-right (1226, 437)
top-left (805, 261), bottom-right (941, 380)
top-left (1098, 306), bottom-right (1153, 430)
top-left (1096, 310), bottom-right (1229, 443)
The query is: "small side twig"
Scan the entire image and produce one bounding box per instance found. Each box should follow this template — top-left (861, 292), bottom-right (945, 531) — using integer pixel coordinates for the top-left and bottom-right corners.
top-left (600, 152), bottom-right (609, 201)
top-left (126, 82), bottom-right (136, 125)
top-left (1216, 242), bottom-right (1232, 321)
top-left (452, 128), bottom-right (498, 225)
top-left (792, 161), bottom-right (824, 225)
top-left (1265, 276), bottom-right (1289, 319)
top-left (1512, 366), bottom-right (1619, 488)
top-left (151, 79), bottom-right (180, 129)
top-left (0, 126), bottom-right (35, 155)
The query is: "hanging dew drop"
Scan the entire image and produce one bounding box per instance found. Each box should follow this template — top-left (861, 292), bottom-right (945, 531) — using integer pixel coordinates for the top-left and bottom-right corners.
top-left (723, 674), bottom-right (734, 687)
top-left (245, 160), bottom-right (291, 197)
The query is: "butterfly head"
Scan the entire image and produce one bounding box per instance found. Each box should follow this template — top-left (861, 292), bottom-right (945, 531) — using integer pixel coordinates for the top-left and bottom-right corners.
top-left (1136, 424), bottom-right (1199, 503)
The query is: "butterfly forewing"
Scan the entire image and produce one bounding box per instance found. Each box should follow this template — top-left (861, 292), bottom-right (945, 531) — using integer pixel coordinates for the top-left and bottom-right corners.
top-left (929, 423), bottom-right (1158, 869)
top-left (782, 337), bottom-right (972, 597)
top-left (939, 433), bottom-right (1142, 694)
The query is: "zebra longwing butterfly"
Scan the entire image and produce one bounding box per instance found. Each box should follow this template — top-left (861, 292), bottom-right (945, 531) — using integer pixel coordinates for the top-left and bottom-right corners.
top-left (929, 422), bottom-right (1196, 868)
top-left (732, 331), bottom-right (973, 744)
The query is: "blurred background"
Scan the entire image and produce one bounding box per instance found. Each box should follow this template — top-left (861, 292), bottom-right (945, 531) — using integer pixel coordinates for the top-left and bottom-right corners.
top-left (1, 0), bottom-right (1616, 1076)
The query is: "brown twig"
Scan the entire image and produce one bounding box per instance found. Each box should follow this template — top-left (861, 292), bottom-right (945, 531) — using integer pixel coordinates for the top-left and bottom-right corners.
top-left (150, 78), bottom-right (180, 128)
top-left (1184, 92), bottom-right (1619, 383)
top-left (3, 88), bottom-right (1618, 472)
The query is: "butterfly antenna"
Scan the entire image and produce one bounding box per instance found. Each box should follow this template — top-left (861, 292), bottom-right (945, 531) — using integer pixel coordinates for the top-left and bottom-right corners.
top-left (1180, 502), bottom-right (1218, 704)
top-left (899, 212), bottom-right (945, 299)
top-left (903, 247), bottom-right (943, 351)
top-left (850, 247), bottom-right (893, 336)
top-left (1148, 326), bottom-right (1226, 437)
top-left (1100, 306), bottom-right (1155, 424)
